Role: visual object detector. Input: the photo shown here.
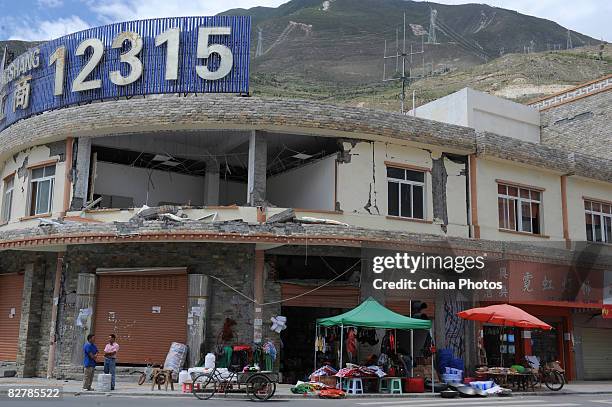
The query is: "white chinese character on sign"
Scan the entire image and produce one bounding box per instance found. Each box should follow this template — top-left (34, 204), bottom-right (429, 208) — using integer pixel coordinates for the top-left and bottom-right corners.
top-left (484, 289), bottom-right (493, 298)
top-left (542, 275), bottom-right (554, 291)
top-left (582, 280), bottom-right (592, 298)
top-left (13, 75), bottom-right (32, 112)
top-left (499, 284), bottom-right (508, 298)
top-left (523, 272), bottom-right (534, 292)
top-left (499, 267), bottom-right (508, 280)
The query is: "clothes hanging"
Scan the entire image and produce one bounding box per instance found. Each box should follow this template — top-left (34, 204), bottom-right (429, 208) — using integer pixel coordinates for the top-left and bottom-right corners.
top-left (346, 328), bottom-right (357, 360)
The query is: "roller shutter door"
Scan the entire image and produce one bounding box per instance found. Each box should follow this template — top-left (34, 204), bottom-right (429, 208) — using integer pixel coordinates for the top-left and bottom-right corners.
top-left (281, 283), bottom-right (359, 308)
top-left (94, 273), bottom-right (188, 365)
top-left (0, 273), bottom-right (24, 361)
top-left (582, 328), bottom-right (612, 380)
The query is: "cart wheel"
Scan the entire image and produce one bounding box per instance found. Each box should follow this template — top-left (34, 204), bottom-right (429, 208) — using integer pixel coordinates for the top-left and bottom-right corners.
top-left (544, 371), bottom-right (564, 391)
top-left (193, 373), bottom-right (217, 400)
top-left (137, 372), bottom-right (147, 386)
top-left (246, 374), bottom-right (275, 401)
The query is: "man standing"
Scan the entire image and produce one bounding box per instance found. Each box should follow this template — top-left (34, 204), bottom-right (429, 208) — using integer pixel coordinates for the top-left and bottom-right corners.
top-left (82, 334), bottom-right (98, 391)
top-left (104, 334), bottom-right (120, 391)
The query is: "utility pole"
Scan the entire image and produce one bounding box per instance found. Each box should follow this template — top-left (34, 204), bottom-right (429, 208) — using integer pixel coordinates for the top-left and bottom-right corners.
top-left (383, 13), bottom-right (426, 114)
top-left (255, 27), bottom-right (264, 57)
top-left (566, 29), bottom-right (573, 50)
top-left (427, 9), bottom-right (438, 44)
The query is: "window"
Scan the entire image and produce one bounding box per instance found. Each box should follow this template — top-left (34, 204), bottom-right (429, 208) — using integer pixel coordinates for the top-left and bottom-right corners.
top-left (1, 175), bottom-right (14, 222)
top-left (387, 166), bottom-right (425, 219)
top-left (497, 183), bottom-right (542, 234)
top-left (29, 164), bottom-right (56, 216)
top-left (585, 200), bottom-right (612, 243)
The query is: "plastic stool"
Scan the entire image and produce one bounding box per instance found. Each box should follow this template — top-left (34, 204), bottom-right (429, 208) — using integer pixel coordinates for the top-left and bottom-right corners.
top-left (379, 378), bottom-right (390, 393)
top-left (182, 382), bottom-right (193, 393)
top-left (389, 378), bottom-right (403, 394)
top-left (346, 378), bottom-right (363, 395)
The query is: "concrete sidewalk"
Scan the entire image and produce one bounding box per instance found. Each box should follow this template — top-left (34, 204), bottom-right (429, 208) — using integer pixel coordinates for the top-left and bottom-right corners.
top-left (0, 377), bottom-right (611, 399)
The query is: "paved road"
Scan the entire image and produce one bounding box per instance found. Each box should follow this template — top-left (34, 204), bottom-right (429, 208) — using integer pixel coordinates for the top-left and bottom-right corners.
top-left (2, 394), bottom-right (612, 407)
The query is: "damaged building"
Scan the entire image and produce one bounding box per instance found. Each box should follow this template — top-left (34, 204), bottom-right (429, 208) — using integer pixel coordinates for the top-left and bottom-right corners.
top-left (0, 22), bottom-right (611, 384)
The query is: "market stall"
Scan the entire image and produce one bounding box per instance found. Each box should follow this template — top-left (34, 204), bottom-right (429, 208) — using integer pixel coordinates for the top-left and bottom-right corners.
top-left (315, 297), bottom-right (435, 394)
top-left (457, 304), bottom-right (562, 391)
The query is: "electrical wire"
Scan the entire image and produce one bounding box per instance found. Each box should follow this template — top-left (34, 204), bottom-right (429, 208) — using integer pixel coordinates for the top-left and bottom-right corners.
top-left (207, 258), bottom-right (361, 306)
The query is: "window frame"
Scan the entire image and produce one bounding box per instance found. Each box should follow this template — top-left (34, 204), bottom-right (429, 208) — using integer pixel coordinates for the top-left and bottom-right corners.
top-left (1, 174), bottom-right (15, 223)
top-left (497, 183), bottom-right (543, 235)
top-left (386, 165), bottom-right (426, 220)
top-left (28, 164), bottom-right (56, 216)
top-left (584, 199), bottom-right (612, 243)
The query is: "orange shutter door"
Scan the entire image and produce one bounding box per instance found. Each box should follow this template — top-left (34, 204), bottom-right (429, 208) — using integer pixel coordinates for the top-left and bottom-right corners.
top-left (94, 273), bottom-right (188, 365)
top-left (0, 273), bottom-right (24, 361)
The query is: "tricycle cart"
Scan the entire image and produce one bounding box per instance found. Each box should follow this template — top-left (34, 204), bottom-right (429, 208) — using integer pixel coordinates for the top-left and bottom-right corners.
top-left (192, 367), bottom-right (278, 402)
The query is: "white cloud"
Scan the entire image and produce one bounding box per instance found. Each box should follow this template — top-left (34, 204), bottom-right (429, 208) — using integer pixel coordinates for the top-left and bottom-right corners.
top-left (8, 16), bottom-right (90, 41)
top-left (37, 0), bottom-right (64, 8)
top-left (87, 0), bottom-right (287, 23)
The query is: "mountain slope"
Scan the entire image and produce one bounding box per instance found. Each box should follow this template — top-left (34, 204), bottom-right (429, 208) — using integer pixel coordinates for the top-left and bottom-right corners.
top-left (221, 0), bottom-right (598, 85)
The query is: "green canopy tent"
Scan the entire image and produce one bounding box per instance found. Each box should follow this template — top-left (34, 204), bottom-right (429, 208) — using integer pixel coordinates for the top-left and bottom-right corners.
top-left (315, 297), bottom-right (436, 393)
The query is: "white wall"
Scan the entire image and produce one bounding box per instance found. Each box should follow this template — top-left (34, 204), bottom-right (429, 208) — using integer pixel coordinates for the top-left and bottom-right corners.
top-left (0, 144), bottom-right (66, 223)
top-left (336, 140), bottom-right (469, 237)
top-left (411, 87), bottom-right (541, 143)
top-left (476, 158), bottom-right (564, 241)
top-left (94, 162), bottom-right (206, 207)
top-left (267, 155), bottom-right (336, 211)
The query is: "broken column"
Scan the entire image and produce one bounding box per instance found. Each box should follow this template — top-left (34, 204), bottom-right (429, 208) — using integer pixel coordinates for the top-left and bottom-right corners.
top-left (70, 137), bottom-right (92, 210)
top-left (16, 263), bottom-right (46, 377)
top-left (247, 131), bottom-right (267, 206)
top-left (204, 159), bottom-right (220, 206)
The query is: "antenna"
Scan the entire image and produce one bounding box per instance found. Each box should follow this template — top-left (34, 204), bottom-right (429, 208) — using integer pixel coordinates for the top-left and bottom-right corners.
top-left (255, 27), bottom-right (264, 57)
top-left (566, 29), bottom-right (573, 50)
top-left (427, 9), bottom-right (438, 44)
top-left (382, 13), bottom-right (427, 114)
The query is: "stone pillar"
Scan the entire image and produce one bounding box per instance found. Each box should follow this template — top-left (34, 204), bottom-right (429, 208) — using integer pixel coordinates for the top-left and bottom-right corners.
top-left (16, 263), bottom-right (46, 377)
top-left (70, 273), bottom-right (97, 366)
top-left (253, 250), bottom-right (265, 344)
top-left (247, 131), bottom-right (267, 206)
top-left (204, 160), bottom-right (220, 206)
top-left (70, 137), bottom-right (92, 210)
top-left (187, 274), bottom-right (210, 368)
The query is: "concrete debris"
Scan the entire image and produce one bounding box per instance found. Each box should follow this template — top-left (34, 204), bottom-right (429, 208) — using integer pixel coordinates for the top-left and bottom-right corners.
top-left (131, 205), bottom-right (179, 221)
top-left (160, 213), bottom-right (186, 223)
top-left (37, 218), bottom-right (63, 227)
top-left (266, 208), bottom-right (295, 224)
top-left (196, 213), bottom-right (217, 221)
top-left (298, 216), bottom-right (349, 227)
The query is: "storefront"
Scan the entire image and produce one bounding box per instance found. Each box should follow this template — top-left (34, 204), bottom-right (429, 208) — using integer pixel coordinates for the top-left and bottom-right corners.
top-left (0, 273), bottom-right (24, 362)
top-left (275, 253), bottom-right (361, 384)
top-left (480, 259), bottom-right (608, 380)
top-left (93, 269), bottom-right (188, 365)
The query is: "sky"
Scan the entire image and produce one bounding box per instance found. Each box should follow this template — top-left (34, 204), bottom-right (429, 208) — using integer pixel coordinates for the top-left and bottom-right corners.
top-left (0, 0), bottom-right (609, 42)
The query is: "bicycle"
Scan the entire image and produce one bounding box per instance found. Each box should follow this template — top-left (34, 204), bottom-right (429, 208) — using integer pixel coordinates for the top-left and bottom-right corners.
top-left (132, 362), bottom-right (165, 386)
top-left (191, 365), bottom-right (277, 402)
top-left (526, 358), bottom-right (565, 391)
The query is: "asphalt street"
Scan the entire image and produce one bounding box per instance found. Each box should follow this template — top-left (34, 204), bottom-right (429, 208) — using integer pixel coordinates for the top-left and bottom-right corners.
top-left (1, 394), bottom-right (612, 407)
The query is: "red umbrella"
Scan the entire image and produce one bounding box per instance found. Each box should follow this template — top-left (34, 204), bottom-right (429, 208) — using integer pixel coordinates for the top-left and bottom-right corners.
top-left (457, 304), bottom-right (552, 330)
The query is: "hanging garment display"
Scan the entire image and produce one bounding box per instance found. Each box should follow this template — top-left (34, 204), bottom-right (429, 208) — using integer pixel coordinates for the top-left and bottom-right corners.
top-left (346, 328), bottom-right (357, 360)
top-left (270, 315), bottom-right (287, 333)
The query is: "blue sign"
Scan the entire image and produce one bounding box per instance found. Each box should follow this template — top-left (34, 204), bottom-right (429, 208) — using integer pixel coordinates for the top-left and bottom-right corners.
top-left (0, 16), bottom-right (251, 131)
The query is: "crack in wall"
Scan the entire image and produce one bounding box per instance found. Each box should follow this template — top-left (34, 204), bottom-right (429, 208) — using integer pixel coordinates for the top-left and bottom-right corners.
top-left (363, 142), bottom-right (379, 215)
